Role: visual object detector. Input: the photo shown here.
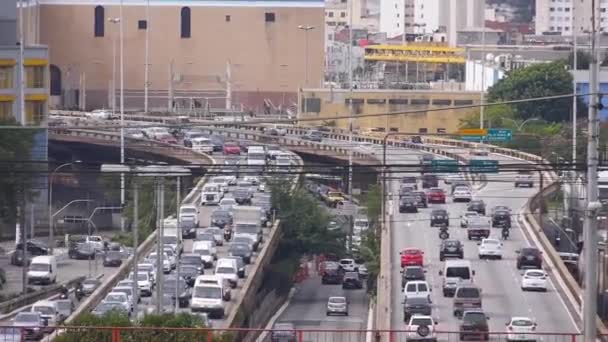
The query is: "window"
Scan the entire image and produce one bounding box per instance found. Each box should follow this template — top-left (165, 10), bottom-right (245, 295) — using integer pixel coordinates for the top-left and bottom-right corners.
top-left (265, 12), bottom-right (275, 22)
top-left (329, 12), bottom-right (334, 17)
top-left (94, 5), bottom-right (105, 37)
top-left (565, 7), bottom-right (570, 11)
top-left (49, 65), bottom-right (61, 96)
top-left (0, 66), bottom-right (13, 89)
top-left (25, 66), bottom-right (45, 88)
top-left (181, 7), bottom-right (191, 38)
top-left (138, 20), bottom-right (147, 30)
top-left (340, 12), bottom-right (346, 17)
top-left (418, 128), bottom-right (428, 134)
top-left (0, 101), bottom-right (11, 120)
top-left (25, 100), bottom-right (45, 124)
top-left (225, 15), bottom-right (231, 22)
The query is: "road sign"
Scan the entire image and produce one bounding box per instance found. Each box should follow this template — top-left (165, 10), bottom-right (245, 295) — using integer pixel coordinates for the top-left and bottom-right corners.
top-left (432, 159), bottom-right (459, 172)
top-left (459, 128), bottom-right (488, 136)
top-left (469, 159), bottom-right (499, 173)
top-left (460, 135), bottom-right (484, 142)
top-left (487, 128), bottom-right (512, 142)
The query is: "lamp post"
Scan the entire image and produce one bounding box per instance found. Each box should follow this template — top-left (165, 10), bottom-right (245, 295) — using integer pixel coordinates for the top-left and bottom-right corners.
top-left (298, 25), bottom-right (314, 116)
top-left (108, 18), bottom-right (120, 116)
top-left (502, 117), bottom-right (543, 131)
top-left (48, 161), bottom-right (81, 253)
top-left (119, 0), bottom-right (125, 233)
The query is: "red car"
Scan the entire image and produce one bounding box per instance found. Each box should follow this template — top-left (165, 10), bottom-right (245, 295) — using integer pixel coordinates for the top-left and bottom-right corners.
top-left (157, 134), bottom-right (177, 145)
top-left (223, 142), bottom-right (241, 155)
top-left (427, 188), bottom-right (446, 204)
top-left (400, 248), bottom-right (424, 267)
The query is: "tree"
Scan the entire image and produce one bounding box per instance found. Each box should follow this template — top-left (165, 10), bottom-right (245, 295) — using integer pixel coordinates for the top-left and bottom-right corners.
top-left (487, 61), bottom-right (579, 122)
top-left (356, 184), bottom-right (381, 295)
top-left (459, 104), bottom-right (516, 129)
top-left (565, 51), bottom-right (608, 69)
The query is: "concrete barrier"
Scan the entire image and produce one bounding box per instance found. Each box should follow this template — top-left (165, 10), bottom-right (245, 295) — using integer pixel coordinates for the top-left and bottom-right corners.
top-left (0, 276), bottom-right (85, 316)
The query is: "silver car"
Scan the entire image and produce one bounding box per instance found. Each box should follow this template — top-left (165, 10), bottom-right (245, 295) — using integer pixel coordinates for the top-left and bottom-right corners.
top-left (326, 296), bottom-right (348, 316)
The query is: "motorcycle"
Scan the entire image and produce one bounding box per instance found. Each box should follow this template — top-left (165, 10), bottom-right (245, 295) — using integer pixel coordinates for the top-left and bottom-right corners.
top-left (502, 227), bottom-right (510, 240)
top-left (439, 226), bottom-right (449, 240)
top-left (59, 285), bottom-right (69, 299)
top-left (75, 287), bottom-right (85, 301)
top-left (224, 228), bottom-right (232, 241)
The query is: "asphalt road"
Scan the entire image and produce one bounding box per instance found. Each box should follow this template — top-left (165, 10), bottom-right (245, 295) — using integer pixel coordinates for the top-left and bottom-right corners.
top-left (381, 145), bottom-right (580, 339)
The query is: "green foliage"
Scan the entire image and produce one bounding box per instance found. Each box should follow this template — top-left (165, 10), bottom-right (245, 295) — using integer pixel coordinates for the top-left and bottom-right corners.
top-left (357, 184), bottom-right (381, 295)
top-left (363, 184), bottom-right (381, 229)
top-left (487, 62), bottom-right (578, 122)
top-left (565, 50), bottom-right (608, 69)
top-left (459, 104), bottom-right (516, 129)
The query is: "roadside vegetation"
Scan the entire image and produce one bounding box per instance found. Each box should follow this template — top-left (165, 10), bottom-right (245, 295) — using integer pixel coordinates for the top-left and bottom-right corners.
top-left (355, 184), bottom-right (381, 296)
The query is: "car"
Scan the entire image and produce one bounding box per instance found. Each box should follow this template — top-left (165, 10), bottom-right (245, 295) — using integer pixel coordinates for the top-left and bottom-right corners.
top-left (31, 300), bottom-right (59, 328)
top-left (12, 312), bottom-right (46, 340)
top-left (421, 174), bottom-right (439, 189)
top-left (401, 266), bottom-right (426, 289)
top-left (342, 272), bottom-right (363, 289)
top-left (163, 276), bottom-right (192, 308)
top-left (321, 261), bottom-right (344, 284)
top-left (401, 248), bottom-right (424, 267)
top-left (180, 253), bottom-right (204, 272)
top-left (399, 196), bottom-right (419, 213)
top-left (54, 299), bottom-right (74, 321)
top-left (453, 187), bottom-right (473, 202)
top-left (399, 185), bottom-right (416, 198)
top-left (219, 197), bottom-right (237, 211)
top-left (68, 241), bottom-right (96, 260)
top-left (339, 258), bottom-right (358, 272)
top-left (202, 227), bottom-right (225, 246)
top-left (223, 141), bottom-right (241, 155)
top-left (403, 296), bottom-right (432, 322)
top-left (516, 247), bottom-right (543, 269)
top-left (405, 315), bottom-right (437, 342)
top-left (15, 240), bottom-right (49, 257)
top-left (358, 264), bottom-right (369, 278)
top-left (439, 240), bottom-right (464, 261)
top-left (326, 296), bottom-right (348, 316)
top-left (210, 210), bottom-right (233, 229)
top-left (228, 243), bottom-right (253, 264)
top-left (180, 265), bottom-right (202, 286)
top-left (453, 285), bottom-right (482, 318)
top-left (459, 310), bottom-right (490, 341)
top-left (467, 200), bottom-right (486, 215)
top-left (10, 250), bottom-right (30, 266)
top-left (180, 219), bottom-right (197, 239)
top-left (209, 177), bottom-right (230, 193)
top-left (233, 188), bottom-right (253, 205)
top-left (103, 250), bottom-right (123, 267)
top-left (301, 130), bottom-right (323, 142)
top-left (82, 278), bottom-right (101, 295)
top-left (112, 286), bottom-right (138, 307)
top-left (130, 271), bottom-right (153, 296)
top-left (224, 256), bottom-right (246, 279)
top-left (460, 211), bottom-right (480, 228)
top-left (400, 176), bottom-right (418, 187)
top-left (412, 191), bottom-right (428, 208)
top-left (271, 322), bottom-right (296, 342)
top-left (515, 171), bottom-right (534, 188)
top-left (232, 236), bottom-right (257, 253)
top-left (183, 130), bottom-right (207, 148)
top-left (92, 301), bottom-right (128, 317)
top-left (506, 317), bottom-right (538, 341)
top-left (427, 188), bottom-right (446, 204)
top-left (521, 269), bottom-right (548, 292)
top-left (103, 292), bottom-right (131, 313)
top-left (430, 209), bottom-right (449, 227)
top-left (444, 173), bottom-right (464, 184)
top-left (490, 210), bottom-right (510, 227)
top-left (157, 134), bottom-right (178, 145)
top-left (478, 238), bottom-right (502, 259)
top-left (402, 281), bottom-right (431, 302)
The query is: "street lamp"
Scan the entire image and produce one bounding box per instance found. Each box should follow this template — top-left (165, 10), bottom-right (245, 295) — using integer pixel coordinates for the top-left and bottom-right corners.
top-left (48, 161), bottom-right (81, 253)
top-left (502, 117), bottom-right (543, 131)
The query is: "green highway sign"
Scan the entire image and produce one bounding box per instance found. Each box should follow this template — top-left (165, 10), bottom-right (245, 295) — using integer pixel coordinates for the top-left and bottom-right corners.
top-left (431, 159), bottom-right (459, 172)
top-left (461, 135), bottom-right (484, 141)
top-left (487, 128), bottom-right (512, 142)
top-left (469, 159), bottom-right (499, 173)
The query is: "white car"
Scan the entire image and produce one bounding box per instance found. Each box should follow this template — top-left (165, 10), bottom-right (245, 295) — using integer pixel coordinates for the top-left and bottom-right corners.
top-left (219, 197), bottom-right (237, 211)
top-left (104, 292), bottom-right (131, 312)
top-left (201, 184), bottom-right (223, 206)
top-left (460, 211), bottom-right (480, 228)
top-left (357, 142), bottom-right (376, 155)
top-left (354, 218), bottom-right (369, 234)
top-left (148, 252), bottom-right (171, 274)
top-left (210, 177), bottom-right (230, 193)
top-left (202, 227), bottom-right (224, 246)
top-left (403, 281), bottom-right (431, 301)
top-left (339, 258), bottom-right (357, 272)
top-left (521, 269), bottom-right (548, 292)
top-left (88, 109), bottom-right (111, 120)
top-left (179, 204), bottom-right (199, 227)
top-left (130, 272), bottom-right (152, 296)
top-left (444, 174), bottom-right (464, 184)
top-left (224, 175), bottom-right (237, 185)
top-left (453, 188), bottom-right (472, 202)
top-left (162, 247), bottom-right (178, 268)
top-left (406, 315), bottom-right (437, 342)
top-left (506, 316), bottom-right (538, 341)
top-left (258, 182), bottom-right (266, 192)
top-left (477, 238), bottom-right (503, 259)
top-left (243, 176), bottom-right (260, 185)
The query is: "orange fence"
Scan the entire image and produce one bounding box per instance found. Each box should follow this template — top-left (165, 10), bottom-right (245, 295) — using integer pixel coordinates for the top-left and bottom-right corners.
top-left (2, 325), bottom-right (587, 342)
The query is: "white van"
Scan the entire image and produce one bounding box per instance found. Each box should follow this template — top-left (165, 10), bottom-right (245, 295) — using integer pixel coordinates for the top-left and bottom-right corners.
top-left (191, 282), bottom-right (226, 319)
top-left (201, 184), bottom-right (223, 206)
top-left (192, 241), bottom-right (217, 268)
top-left (31, 300), bottom-right (59, 326)
top-left (194, 275), bottom-right (232, 300)
top-left (162, 228), bottom-right (181, 254)
top-left (179, 204), bottom-right (199, 227)
top-left (27, 256), bottom-right (57, 285)
top-left (214, 258), bottom-right (238, 288)
top-left (191, 137), bottom-right (214, 153)
top-left (438, 260), bottom-right (475, 297)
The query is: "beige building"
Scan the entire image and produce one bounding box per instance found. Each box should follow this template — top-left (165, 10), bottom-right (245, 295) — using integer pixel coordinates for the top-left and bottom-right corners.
top-left (298, 88), bottom-right (479, 133)
top-left (36, 0), bottom-right (325, 111)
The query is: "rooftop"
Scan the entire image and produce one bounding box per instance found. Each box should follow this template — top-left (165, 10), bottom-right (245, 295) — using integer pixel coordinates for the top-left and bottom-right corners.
top-left (39, 0), bottom-right (324, 7)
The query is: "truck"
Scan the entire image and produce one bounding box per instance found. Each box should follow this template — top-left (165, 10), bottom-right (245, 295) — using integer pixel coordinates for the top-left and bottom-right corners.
top-left (466, 217), bottom-right (490, 240)
top-left (232, 206), bottom-right (265, 227)
top-left (320, 190), bottom-right (345, 208)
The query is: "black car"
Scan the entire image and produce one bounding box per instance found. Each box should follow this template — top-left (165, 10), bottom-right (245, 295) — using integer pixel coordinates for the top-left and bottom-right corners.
top-left (403, 296), bottom-right (432, 322)
top-left (103, 250), bottom-right (123, 267)
top-left (321, 261), bottom-right (344, 285)
top-left (342, 272), bottom-right (363, 289)
top-left (399, 197), bottom-right (418, 213)
top-left (210, 134), bottom-right (225, 152)
top-left (421, 174), bottom-right (439, 188)
top-left (439, 240), bottom-right (464, 261)
top-left (399, 185), bottom-right (415, 198)
top-left (516, 247), bottom-right (543, 269)
top-left (69, 242), bottom-right (96, 260)
top-left (15, 240), bottom-right (49, 256)
top-left (412, 191), bottom-right (428, 208)
top-left (430, 209), bottom-right (449, 227)
top-left (181, 253), bottom-right (204, 271)
top-left (233, 188), bottom-right (252, 205)
top-left (225, 256), bottom-right (246, 278)
top-left (211, 209), bottom-right (233, 228)
top-left (179, 264), bottom-right (200, 287)
top-left (228, 243), bottom-right (253, 264)
top-left (467, 200), bottom-right (486, 215)
top-left (491, 210), bottom-right (511, 228)
top-left (400, 176), bottom-right (418, 185)
top-left (459, 310), bottom-right (489, 341)
top-left (401, 266), bottom-right (425, 289)
top-left (163, 276), bottom-right (191, 308)
top-left (10, 250), bottom-right (30, 266)
top-left (180, 218), bottom-right (197, 239)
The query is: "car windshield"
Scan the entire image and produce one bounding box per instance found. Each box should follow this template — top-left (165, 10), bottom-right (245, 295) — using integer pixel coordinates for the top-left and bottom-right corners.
top-left (229, 244), bottom-right (250, 253)
top-left (136, 273), bottom-right (148, 281)
top-left (233, 237), bottom-right (251, 244)
top-left (163, 236), bottom-right (177, 244)
top-left (411, 318), bottom-right (433, 326)
top-left (84, 280), bottom-right (99, 286)
top-left (328, 297), bottom-right (346, 304)
top-left (446, 267), bottom-right (471, 279)
top-left (526, 271), bottom-right (545, 277)
top-left (464, 312), bottom-right (486, 324)
top-left (405, 267), bottom-right (423, 277)
top-left (181, 266), bottom-right (198, 274)
top-left (457, 287), bottom-right (480, 298)
top-left (404, 250), bottom-right (420, 255)
top-left (465, 212), bottom-right (478, 217)
top-left (216, 267), bottom-right (235, 274)
top-left (207, 228), bottom-right (223, 235)
top-left (522, 248), bottom-right (540, 256)
top-left (96, 303), bottom-right (122, 312)
top-left (193, 286), bottom-right (222, 299)
top-left (444, 241), bottom-right (459, 248)
top-left (212, 211), bottom-right (230, 218)
top-left (32, 306), bottom-right (54, 315)
top-left (512, 319), bottom-right (534, 327)
top-left (234, 189), bottom-right (249, 196)
top-left (107, 251), bottom-right (122, 259)
top-left (105, 294), bottom-right (125, 302)
top-left (198, 234), bottom-right (214, 241)
top-left (15, 313), bottom-right (40, 322)
top-left (29, 263), bottom-right (49, 272)
top-left (182, 256), bottom-right (201, 264)
top-left (483, 240), bottom-right (499, 245)
top-left (56, 301), bottom-right (71, 310)
top-left (114, 288), bottom-right (132, 296)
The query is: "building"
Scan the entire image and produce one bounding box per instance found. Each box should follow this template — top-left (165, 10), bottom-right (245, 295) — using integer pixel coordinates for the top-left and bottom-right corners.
top-left (534, 0), bottom-right (602, 36)
top-left (37, 0), bottom-right (325, 112)
top-left (572, 69), bottom-right (608, 120)
top-left (465, 53), bottom-right (547, 91)
top-left (379, 0), bottom-right (414, 39)
top-left (298, 88), bottom-right (480, 133)
top-left (325, 0), bottom-right (349, 28)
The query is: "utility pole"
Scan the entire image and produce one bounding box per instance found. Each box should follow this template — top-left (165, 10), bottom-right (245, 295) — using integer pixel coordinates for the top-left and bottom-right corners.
top-left (168, 60), bottom-right (174, 113)
top-left (479, 23), bottom-right (486, 129)
top-left (175, 177), bottom-right (181, 312)
top-left (572, 2), bottom-right (578, 166)
top-left (19, 202), bottom-right (27, 296)
top-left (583, 1), bottom-right (600, 341)
top-left (132, 180), bottom-right (139, 320)
top-left (18, 0), bottom-right (25, 126)
top-left (347, 0), bottom-right (354, 198)
top-left (155, 178), bottom-right (165, 314)
top-left (119, 0), bottom-right (126, 233)
top-left (144, 0), bottom-right (150, 113)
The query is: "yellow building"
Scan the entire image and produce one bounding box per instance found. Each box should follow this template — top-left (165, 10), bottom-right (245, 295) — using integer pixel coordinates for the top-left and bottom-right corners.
top-left (298, 88), bottom-right (479, 134)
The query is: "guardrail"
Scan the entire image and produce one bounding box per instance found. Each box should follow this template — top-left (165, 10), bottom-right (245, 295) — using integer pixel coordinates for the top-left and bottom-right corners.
top-left (0, 277), bottom-right (85, 316)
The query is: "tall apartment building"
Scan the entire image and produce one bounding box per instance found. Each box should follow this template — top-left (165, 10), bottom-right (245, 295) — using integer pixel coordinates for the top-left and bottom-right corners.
top-left (379, 0), bottom-right (414, 38)
top-left (535, 0), bottom-right (599, 35)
